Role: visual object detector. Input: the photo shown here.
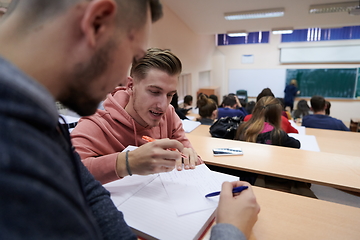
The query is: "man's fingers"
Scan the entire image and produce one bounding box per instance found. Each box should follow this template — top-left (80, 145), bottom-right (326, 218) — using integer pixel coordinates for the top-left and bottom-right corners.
top-left (153, 139), bottom-right (184, 152)
top-left (175, 157), bottom-right (182, 171)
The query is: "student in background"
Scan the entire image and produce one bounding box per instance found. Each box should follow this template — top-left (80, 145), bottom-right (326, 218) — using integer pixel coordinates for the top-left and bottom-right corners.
top-left (276, 97), bottom-right (292, 120)
top-left (180, 94), bottom-right (193, 115)
top-left (292, 99), bottom-right (311, 120)
top-left (284, 79), bottom-right (300, 111)
top-left (71, 48), bottom-right (201, 184)
top-left (245, 101), bottom-right (256, 114)
top-left (170, 92), bottom-right (189, 120)
top-left (244, 88), bottom-right (299, 134)
top-left (209, 94), bottom-right (219, 107)
top-left (217, 94), bottom-right (248, 119)
top-left (302, 96), bottom-right (349, 131)
top-left (235, 96), bottom-right (300, 148)
top-left (235, 97), bottom-right (316, 198)
top-left (196, 94), bottom-right (218, 125)
top-left (325, 100), bottom-right (331, 115)
top-left (183, 95), bottom-right (193, 109)
top-left (193, 92), bottom-right (208, 114)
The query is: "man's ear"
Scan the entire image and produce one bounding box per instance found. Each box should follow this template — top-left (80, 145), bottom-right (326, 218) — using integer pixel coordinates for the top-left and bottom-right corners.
top-left (80, 0), bottom-right (117, 47)
top-left (127, 77), bottom-right (134, 93)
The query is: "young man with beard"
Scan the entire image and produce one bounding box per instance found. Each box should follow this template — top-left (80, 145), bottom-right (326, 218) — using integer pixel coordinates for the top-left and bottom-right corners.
top-left (0, 1), bottom-right (259, 240)
top-left (71, 48), bottom-right (202, 184)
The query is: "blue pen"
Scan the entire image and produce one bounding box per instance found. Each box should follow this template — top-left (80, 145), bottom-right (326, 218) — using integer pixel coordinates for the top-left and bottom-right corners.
top-left (205, 186), bottom-right (249, 198)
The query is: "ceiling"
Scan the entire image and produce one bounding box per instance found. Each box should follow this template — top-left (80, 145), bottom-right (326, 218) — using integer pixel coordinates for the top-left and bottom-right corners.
top-left (1, 0), bottom-right (359, 34)
top-left (160, 0), bottom-right (360, 35)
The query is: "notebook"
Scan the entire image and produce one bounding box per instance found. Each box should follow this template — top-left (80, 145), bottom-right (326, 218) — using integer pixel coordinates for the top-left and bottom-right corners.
top-left (104, 164), bottom-right (237, 240)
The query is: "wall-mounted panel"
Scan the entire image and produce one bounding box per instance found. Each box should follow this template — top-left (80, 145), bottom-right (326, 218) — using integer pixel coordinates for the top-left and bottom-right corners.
top-left (280, 45), bottom-right (360, 63)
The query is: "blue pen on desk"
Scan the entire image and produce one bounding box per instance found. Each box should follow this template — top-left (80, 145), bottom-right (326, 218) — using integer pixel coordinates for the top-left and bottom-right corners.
top-left (205, 186), bottom-right (249, 198)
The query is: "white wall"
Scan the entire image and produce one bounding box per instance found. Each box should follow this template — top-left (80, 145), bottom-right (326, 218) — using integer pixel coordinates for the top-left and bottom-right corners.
top-left (149, 4), bottom-right (215, 99)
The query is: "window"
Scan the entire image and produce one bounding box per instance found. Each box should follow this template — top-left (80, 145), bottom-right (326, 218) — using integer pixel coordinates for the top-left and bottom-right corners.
top-left (177, 73), bottom-right (192, 100)
top-left (217, 31), bottom-right (270, 46)
top-left (281, 25), bottom-right (360, 42)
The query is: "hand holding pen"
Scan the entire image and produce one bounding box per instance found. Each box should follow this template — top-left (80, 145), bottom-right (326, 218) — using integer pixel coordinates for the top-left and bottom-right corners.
top-left (116, 138), bottom-right (187, 177)
top-left (205, 186), bottom-right (248, 198)
top-left (215, 181), bottom-right (260, 240)
top-left (142, 136), bottom-right (187, 159)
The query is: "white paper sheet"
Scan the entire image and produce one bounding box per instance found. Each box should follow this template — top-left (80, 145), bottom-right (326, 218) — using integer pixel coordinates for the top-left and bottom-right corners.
top-left (103, 174), bottom-right (157, 207)
top-left (181, 119), bottom-right (201, 133)
top-left (109, 165), bottom-right (237, 240)
top-left (288, 133), bottom-right (320, 152)
top-left (159, 164), bottom-right (226, 216)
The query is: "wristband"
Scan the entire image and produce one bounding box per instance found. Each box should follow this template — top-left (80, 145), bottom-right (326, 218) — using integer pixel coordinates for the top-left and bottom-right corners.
top-left (125, 150), bottom-right (132, 176)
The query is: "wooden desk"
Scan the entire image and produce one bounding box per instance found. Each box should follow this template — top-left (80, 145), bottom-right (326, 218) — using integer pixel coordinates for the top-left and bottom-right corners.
top-left (201, 186), bottom-right (360, 240)
top-left (305, 128), bottom-right (360, 156)
top-left (188, 124), bottom-right (211, 137)
top-left (187, 134), bottom-right (360, 192)
top-left (188, 125), bottom-right (360, 157)
top-left (306, 127), bottom-right (360, 141)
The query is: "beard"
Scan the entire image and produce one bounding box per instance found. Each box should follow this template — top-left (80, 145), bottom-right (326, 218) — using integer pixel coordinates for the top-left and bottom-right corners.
top-left (59, 39), bottom-right (116, 116)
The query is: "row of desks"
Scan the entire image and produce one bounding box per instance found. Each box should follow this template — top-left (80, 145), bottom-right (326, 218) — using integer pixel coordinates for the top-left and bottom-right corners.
top-left (187, 134), bottom-right (360, 192)
top-left (186, 124), bottom-right (360, 239)
top-left (189, 124), bottom-right (360, 157)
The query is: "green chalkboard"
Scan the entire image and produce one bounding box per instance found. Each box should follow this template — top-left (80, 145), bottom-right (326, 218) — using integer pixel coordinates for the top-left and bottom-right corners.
top-left (286, 68), bottom-right (358, 98)
top-left (356, 68), bottom-right (360, 98)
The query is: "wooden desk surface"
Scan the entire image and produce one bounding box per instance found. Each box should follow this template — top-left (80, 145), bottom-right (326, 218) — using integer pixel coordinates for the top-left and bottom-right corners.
top-left (306, 127), bottom-right (360, 141)
top-left (202, 186), bottom-right (360, 240)
top-left (189, 124), bottom-right (211, 137)
top-left (187, 134), bottom-right (360, 192)
top-left (188, 125), bottom-right (360, 157)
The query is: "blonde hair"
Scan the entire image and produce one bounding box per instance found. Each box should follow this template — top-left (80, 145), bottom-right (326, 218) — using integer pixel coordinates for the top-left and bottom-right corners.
top-left (130, 48), bottom-right (182, 81)
top-left (290, 79), bottom-right (298, 87)
top-left (235, 96), bottom-right (282, 143)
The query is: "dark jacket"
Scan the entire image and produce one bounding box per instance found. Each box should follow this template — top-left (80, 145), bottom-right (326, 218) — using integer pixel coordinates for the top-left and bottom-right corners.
top-left (302, 114), bottom-right (349, 131)
top-left (284, 84), bottom-right (298, 105)
top-left (217, 107), bottom-right (248, 119)
top-left (256, 130), bottom-right (300, 149)
top-left (0, 58), bottom-right (136, 240)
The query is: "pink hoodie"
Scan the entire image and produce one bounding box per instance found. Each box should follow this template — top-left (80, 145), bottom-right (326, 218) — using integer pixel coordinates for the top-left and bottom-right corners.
top-left (71, 87), bottom-right (200, 184)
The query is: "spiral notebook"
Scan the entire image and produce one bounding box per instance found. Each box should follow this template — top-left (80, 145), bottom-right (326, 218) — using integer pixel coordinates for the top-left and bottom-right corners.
top-left (104, 164), bottom-right (237, 240)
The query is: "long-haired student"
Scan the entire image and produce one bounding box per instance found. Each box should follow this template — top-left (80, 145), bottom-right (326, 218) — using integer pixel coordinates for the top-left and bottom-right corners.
top-left (234, 97), bottom-right (317, 198)
top-left (196, 94), bottom-right (218, 125)
top-left (235, 96), bottom-right (300, 148)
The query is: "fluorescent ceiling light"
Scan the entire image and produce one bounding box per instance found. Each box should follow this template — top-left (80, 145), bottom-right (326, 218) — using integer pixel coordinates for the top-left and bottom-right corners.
top-left (227, 31), bottom-right (248, 37)
top-left (272, 28), bottom-right (294, 34)
top-left (309, 1), bottom-right (359, 13)
top-left (224, 8), bottom-right (285, 20)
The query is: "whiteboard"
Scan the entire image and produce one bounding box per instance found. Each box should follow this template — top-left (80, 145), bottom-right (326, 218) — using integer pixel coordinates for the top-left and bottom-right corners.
top-left (280, 45), bottom-right (360, 63)
top-left (228, 69), bottom-right (287, 98)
